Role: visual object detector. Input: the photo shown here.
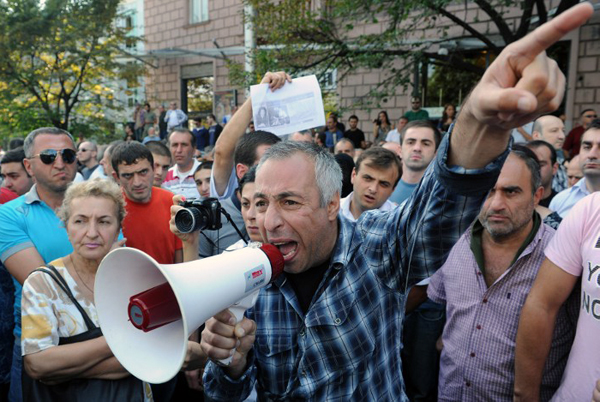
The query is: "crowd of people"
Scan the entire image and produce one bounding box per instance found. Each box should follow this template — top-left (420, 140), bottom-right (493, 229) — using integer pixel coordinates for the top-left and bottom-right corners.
top-left (0, 3), bottom-right (598, 402)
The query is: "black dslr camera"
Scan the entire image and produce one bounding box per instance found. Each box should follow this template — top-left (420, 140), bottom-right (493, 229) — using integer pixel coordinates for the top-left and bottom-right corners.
top-left (174, 198), bottom-right (222, 233)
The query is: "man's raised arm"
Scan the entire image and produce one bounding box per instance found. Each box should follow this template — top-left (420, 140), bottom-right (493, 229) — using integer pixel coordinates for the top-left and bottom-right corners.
top-left (212, 72), bottom-right (291, 197)
top-left (450, 2), bottom-right (593, 169)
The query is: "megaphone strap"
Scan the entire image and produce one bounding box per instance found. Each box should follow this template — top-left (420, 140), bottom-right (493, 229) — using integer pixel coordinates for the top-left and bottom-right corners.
top-left (32, 265), bottom-right (99, 332)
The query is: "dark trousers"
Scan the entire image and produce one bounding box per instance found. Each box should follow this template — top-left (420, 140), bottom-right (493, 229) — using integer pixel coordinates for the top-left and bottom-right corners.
top-left (401, 298), bottom-right (445, 402)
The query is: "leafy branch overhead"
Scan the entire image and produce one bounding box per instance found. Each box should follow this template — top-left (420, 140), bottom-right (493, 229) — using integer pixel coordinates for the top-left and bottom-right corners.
top-left (242, 0), bottom-right (578, 108)
top-left (0, 0), bottom-right (144, 140)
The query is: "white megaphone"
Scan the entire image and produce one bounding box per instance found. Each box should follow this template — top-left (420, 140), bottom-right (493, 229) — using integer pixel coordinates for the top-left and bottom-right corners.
top-left (94, 244), bottom-right (284, 384)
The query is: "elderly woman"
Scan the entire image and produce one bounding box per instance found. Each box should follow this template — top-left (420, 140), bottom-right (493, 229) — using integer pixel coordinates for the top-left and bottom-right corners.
top-left (20, 180), bottom-right (150, 401)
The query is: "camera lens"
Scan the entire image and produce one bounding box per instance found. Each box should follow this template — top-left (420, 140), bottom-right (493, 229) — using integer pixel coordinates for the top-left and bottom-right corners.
top-left (175, 207), bottom-right (203, 233)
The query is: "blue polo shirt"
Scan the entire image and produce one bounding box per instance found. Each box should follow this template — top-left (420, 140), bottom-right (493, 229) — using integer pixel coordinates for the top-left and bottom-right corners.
top-left (0, 185), bottom-right (73, 338)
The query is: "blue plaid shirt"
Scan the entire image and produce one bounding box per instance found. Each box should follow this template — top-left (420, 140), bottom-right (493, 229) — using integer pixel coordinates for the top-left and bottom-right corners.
top-left (204, 134), bottom-right (510, 401)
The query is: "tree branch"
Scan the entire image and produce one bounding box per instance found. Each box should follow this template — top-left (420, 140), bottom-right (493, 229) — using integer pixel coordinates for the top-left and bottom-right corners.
top-left (515, 0), bottom-right (535, 39)
top-left (535, 0), bottom-right (547, 25)
top-left (555, 0), bottom-right (579, 18)
top-left (430, 4), bottom-right (500, 53)
top-left (473, 0), bottom-right (514, 44)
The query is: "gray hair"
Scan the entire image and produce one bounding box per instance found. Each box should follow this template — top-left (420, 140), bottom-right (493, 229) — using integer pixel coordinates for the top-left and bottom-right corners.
top-left (256, 141), bottom-right (342, 207)
top-left (58, 179), bottom-right (126, 227)
top-left (23, 127), bottom-right (76, 158)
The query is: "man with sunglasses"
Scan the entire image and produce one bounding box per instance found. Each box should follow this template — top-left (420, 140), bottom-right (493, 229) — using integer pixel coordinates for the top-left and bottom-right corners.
top-left (76, 141), bottom-right (99, 180)
top-left (563, 108), bottom-right (597, 159)
top-left (0, 127), bottom-right (79, 402)
top-left (403, 97), bottom-right (430, 122)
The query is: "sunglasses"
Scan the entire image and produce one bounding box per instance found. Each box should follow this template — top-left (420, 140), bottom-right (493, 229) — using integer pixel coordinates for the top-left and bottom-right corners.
top-left (31, 149), bottom-right (77, 165)
top-left (585, 114), bottom-right (598, 118)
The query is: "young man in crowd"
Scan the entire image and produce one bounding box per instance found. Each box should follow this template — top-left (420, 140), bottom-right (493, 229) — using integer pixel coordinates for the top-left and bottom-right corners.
top-left (197, 5), bottom-right (592, 400)
top-left (0, 148), bottom-right (34, 200)
top-left (339, 147), bottom-right (400, 222)
top-left (549, 119), bottom-right (600, 217)
top-left (526, 140), bottom-right (559, 207)
top-left (324, 114), bottom-right (344, 150)
top-left (389, 120), bottom-right (441, 205)
top-left (429, 148), bottom-right (575, 401)
top-left (111, 141), bottom-right (182, 265)
top-left (193, 161), bottom-right (212, 200)
top-left (145, 140), bottom-right (172, 188)
top-left (162, 128), bottom-right (201, 199)
top-left (344, 115), bottom-right (366, 149)
top-left (563, 108), bottom-right (597, 159)
top-left (206, 113), bottom-right (223, 147)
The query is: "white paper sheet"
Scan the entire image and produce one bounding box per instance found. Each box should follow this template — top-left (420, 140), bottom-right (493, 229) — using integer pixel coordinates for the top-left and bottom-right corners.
top-left (250, 75), bottom-right (326, 137)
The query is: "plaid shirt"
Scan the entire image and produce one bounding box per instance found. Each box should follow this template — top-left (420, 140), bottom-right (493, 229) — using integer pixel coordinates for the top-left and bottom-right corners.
top-left (204, 135), bottom-right (510, 401)
top-left (552, 152), bottom-right (568, 193)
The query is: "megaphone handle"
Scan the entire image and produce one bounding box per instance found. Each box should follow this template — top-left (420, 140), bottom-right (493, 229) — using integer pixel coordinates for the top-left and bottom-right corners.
top-left (218, 290), bottom-right (260, 366)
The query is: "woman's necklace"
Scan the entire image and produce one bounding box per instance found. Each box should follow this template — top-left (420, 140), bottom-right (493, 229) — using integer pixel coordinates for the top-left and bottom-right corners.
top-left (69, 254), bottom-right (94, 295)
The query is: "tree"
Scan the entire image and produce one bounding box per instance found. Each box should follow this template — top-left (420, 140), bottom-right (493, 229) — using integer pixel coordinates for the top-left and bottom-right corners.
top-left (0, 0), bottom-right (144, 142)
top-left (240, 0), bottom-right (579, 109)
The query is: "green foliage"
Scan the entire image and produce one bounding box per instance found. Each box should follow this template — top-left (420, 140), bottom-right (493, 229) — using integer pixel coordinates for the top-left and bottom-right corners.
top-left (0, 0), bottom-right (145, 143)
top-left (231, 0), bottom-right (575, 110)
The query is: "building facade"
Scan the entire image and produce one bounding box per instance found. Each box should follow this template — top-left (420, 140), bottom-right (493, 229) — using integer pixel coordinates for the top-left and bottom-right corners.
top-left (140, 0), bottom-right (600, 138)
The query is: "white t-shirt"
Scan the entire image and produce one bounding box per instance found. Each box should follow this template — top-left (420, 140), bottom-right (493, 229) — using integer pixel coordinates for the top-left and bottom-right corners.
top-left (339, 191), bottom-right (397, 222)
top-left (545, 192), bottom-right (600, 401)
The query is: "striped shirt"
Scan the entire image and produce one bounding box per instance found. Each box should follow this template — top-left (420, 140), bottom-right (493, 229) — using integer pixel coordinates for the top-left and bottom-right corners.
top-left (203, 134), bottom-right (510, 401)
top-left (161, 159), bottom-right (200, 199)
top-left (428, 222), bottom-right (577, 402)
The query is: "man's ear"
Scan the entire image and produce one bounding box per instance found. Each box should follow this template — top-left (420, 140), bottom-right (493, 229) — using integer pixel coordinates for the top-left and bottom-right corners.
top-left (327, 193), bottom-right (340, 222)
top-left (236, 163), bottom-right (249, 181)
top-left (350, 168), bottom-right (356, 185)
top-left (533, 185), bottom-right (544, 206)
top-left (112, 170), bottom-right (119, 182)
top-left (23, 158), bottom-right (34, 178)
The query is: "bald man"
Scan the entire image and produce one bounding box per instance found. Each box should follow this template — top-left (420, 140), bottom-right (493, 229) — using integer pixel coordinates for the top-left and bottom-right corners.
top-left (76, 141), bottom-right (99, 180)
top-left (566, 155), bottom-right (583, 188)
top-left (532, 115), bottom-right (567, 192)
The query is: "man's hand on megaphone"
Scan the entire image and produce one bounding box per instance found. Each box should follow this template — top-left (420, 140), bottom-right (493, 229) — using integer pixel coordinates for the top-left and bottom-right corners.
top-left (201, 309), bottom-right (257, 380)
top-left (170, 195), bottom-right (199, 245)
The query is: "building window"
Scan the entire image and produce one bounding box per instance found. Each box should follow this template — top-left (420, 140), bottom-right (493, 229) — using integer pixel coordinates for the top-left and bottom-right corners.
top-left (190, 0), bottom-right (209, 24)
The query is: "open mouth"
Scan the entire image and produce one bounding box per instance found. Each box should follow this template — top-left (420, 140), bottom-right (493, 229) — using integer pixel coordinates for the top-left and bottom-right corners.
top-left (272, 241), bottom-right (298, 261)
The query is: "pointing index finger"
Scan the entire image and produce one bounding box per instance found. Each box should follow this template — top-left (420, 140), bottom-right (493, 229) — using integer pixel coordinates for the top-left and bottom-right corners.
top-left (510, 2), bottom-right (593, 58)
